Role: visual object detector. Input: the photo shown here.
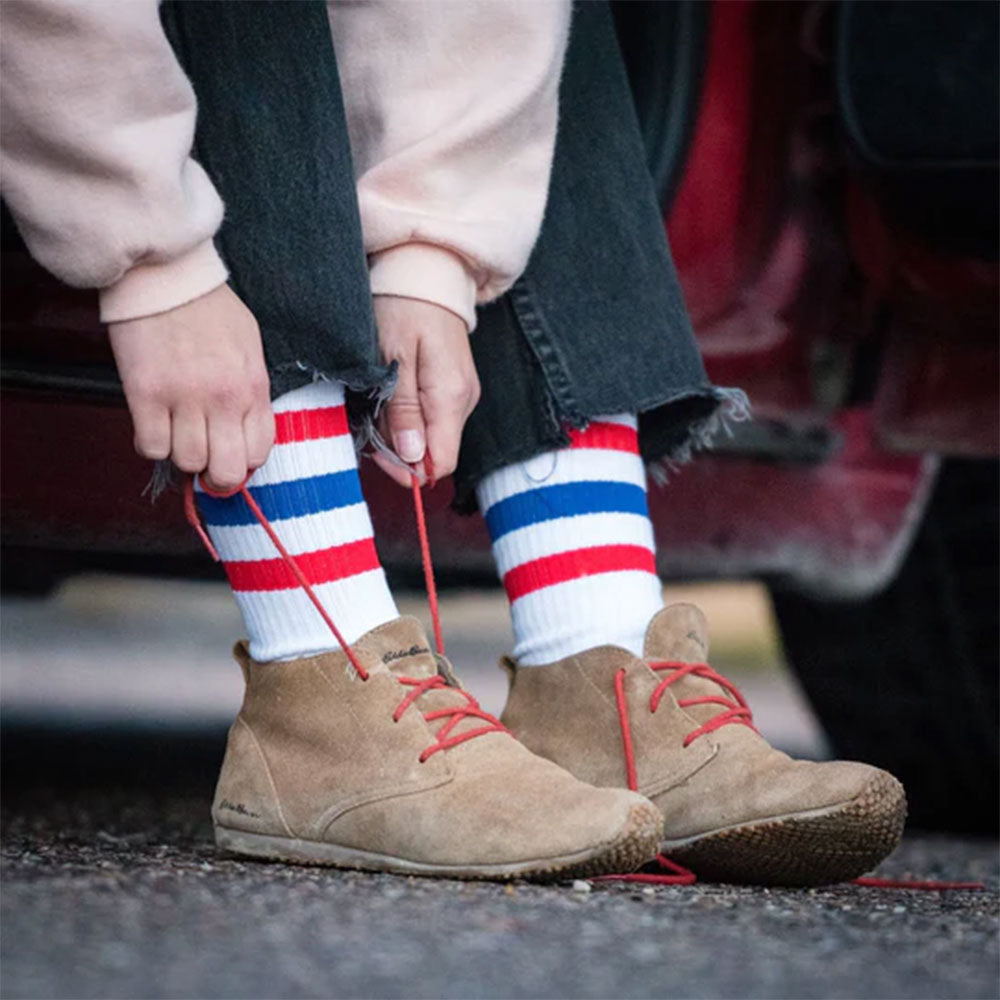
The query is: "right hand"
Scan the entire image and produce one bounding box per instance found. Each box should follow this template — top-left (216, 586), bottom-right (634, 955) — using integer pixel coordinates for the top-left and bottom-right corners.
top-left (108, 284), bottom-right (274, 492)
top-left (371, 295), bottom-right (480, 488)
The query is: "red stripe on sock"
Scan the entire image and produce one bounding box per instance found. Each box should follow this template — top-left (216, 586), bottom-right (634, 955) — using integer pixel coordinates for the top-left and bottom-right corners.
top-left (274, 406), bottom-right (349, 445)
top-left (568, 421), bottom-right (639, 453)
top-left (225, 538), bottom-right (380, 592)
top-left (503, 544), bottom-right (656, 602)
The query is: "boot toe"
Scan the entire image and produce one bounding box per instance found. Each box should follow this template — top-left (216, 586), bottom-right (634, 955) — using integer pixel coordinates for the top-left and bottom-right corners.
top-left (461, 746), bottom-right (662, 877)
top-left (664, 763), bottom-right (907, 886)
top-left (552, 786), bottom-right (663, 878)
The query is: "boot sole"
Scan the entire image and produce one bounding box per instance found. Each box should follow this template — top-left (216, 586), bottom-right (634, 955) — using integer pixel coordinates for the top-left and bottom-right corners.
top-left (660, 770), bottom-right (907, 886)
top-left (215, 801), bottom-right (661, 882)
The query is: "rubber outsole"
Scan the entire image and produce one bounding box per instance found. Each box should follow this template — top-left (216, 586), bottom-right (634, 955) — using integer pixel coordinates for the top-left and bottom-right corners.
top-left (215, 800), bottom-right (662, 882)
top-left (661, 770), bottom-right (908, 886)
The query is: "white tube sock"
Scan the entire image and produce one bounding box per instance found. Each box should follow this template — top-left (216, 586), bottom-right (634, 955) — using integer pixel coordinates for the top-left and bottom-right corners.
top-left (195, 381), bottom-right (398, 662)
top-left (476, 414), bottom-right (664, 666)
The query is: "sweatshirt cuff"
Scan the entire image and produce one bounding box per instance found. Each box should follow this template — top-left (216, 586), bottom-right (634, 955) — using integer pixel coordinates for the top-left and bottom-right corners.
top-left (369, 243), bottom-right (478, 332)
top-left (99, 240), bottom-right (229, 323)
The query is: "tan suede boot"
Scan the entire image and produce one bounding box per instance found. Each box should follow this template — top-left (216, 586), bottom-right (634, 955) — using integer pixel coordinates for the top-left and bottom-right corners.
top-left (500, 604), bottom-right (907, 886)
top-left (212, 616), bottom-right (661, 880)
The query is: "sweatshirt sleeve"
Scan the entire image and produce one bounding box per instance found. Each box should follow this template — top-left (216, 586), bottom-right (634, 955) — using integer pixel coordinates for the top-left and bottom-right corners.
top-left (326, 0), bottom-right (571, 332)
top-left (0, 0), bottom-right (228, 323)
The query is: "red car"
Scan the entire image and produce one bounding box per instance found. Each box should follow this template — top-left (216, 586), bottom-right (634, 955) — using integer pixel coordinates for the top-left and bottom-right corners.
top-left (3, 0), bottom-right (997, 832)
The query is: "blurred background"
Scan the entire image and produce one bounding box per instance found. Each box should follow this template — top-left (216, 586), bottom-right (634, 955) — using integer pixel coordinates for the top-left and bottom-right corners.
top-left (1, 576), bottom-right (822, 756)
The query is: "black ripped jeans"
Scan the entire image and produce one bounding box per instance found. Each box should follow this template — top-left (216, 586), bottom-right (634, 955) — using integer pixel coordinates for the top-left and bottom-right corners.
top-left (162, 0), bottom-right (737, 512)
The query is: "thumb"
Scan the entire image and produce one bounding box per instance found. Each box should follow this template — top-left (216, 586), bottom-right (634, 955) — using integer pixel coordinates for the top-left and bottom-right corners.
top-left (385, 357), bottom-right (426, 464)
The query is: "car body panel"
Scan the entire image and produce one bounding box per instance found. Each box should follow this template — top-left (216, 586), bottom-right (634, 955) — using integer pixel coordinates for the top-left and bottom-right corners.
top-left (1, 0), bottom-right (994, 598)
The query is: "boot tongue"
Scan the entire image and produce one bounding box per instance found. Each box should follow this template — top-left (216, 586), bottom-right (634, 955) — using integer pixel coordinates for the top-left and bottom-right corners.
top-left (352, 616), bottom-right (493, 743)
top-left (643, 603), bottom-right (710, 662)
top-left (352, 616), bottom-right (439, 679)
top-left (643, 604), bottom-right (726, 724)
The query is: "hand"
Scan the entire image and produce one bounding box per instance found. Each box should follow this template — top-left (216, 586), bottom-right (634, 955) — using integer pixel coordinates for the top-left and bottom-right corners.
top-left (108, 284), bottom-right (274, 493)
top-left (372, 296), bottom-right (480, 488)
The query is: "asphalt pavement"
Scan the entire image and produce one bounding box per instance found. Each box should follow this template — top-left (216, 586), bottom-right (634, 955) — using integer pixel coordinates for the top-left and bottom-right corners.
top-left (1, 577), bottom-right (997, 999)
top-left (2, 761), bottom-right (996, 1000)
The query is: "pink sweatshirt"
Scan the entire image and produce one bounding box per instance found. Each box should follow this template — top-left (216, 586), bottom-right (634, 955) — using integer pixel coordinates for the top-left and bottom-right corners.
top-left (0, 0), bottom-right (571, 331)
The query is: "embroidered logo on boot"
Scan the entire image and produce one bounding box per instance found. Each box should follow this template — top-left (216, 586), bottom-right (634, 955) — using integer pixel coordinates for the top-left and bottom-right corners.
top-left (219, 799), bottom-right (261, 819)
top-left (382, 645), bottom-right (431, 665)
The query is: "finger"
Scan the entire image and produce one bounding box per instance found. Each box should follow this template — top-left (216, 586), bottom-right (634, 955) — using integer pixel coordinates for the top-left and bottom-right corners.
top-left (371, 450), bottom-right (425, 489)
top-left (422, 391), bottom-right (467, 481)
top-left (419, 355), bottom-right (477, 482)
top-left (205, 414), bottom-right (248, 493)
top-left (244, 402), bottom-right (276, 471)
top-left (384, 352), bottom-right (426, 465)
top-left (131, 403), bottom-right (171, 461)
top-left (171, 407), bottom-right (208, 475)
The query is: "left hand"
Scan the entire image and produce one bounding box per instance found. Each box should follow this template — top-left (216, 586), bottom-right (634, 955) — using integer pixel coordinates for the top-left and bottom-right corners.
top-left (372, 296), bottom-right (480, 488)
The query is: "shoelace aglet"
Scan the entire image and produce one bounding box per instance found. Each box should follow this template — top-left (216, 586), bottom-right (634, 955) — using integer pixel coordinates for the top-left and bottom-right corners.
top-left (853, 876), bottom-right (986, 890)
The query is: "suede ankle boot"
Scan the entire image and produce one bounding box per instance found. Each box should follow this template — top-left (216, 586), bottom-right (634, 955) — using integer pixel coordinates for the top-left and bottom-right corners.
top-left (212, 616), bottom-right (661, 880)
top-left (499, 604), bottom-right (906, 886)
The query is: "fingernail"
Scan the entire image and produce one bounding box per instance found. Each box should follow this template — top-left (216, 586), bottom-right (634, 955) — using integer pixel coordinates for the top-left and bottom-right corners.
top-left (396, 429), bottom-right (425, 463)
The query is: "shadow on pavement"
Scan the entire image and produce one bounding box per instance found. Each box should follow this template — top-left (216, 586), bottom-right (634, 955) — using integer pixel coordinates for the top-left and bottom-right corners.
top-left (2, 717), bottom-right (226, 797)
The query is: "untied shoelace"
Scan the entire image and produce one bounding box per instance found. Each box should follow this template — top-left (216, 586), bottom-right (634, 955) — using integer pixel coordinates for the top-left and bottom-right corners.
top-left (183, 465), bottom-right (985, 893)
top-left (184, 461), bottom-right (508, 763)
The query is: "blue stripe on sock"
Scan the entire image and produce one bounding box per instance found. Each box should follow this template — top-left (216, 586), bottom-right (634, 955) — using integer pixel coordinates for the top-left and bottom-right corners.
top-left (196, 470), bottom-right (364, 526)
top-left (484, 481), bottom-right (649, 540)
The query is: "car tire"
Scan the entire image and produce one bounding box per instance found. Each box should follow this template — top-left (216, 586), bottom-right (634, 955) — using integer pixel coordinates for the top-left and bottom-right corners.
top-left (771, 458), bottom-right (998, 834)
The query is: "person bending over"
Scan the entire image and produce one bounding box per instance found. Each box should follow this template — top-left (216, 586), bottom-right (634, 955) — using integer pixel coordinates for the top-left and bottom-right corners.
top-left (0, 0), bottom-right (905, 884)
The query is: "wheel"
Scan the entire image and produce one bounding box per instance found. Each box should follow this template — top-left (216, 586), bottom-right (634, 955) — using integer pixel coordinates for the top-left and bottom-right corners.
top-left (771, 459), bottom-right (999, 834)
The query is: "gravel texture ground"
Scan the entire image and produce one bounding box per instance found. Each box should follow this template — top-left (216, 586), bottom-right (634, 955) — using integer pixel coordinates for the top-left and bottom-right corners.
top-left (2, 579), bottom-right (996, 998)
top-left (2, 723), bottom-right (997, 1000)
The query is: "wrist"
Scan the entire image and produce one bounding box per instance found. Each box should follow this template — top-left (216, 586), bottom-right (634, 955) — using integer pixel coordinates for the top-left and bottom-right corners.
top-left (369, 243), bottom-right (477, 333)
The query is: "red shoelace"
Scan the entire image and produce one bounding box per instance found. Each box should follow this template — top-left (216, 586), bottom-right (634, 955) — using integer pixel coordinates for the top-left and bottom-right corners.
top-left (649, 660), bottom-right (756, 746)
top-left (596, 661), bottom-right (740, 886)
top-left (183, 465), bottom-right (508, 763)
top-left (183, 467), bottom-right (984, 893)
top-left (598, 656), bottom-right (984, 891)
